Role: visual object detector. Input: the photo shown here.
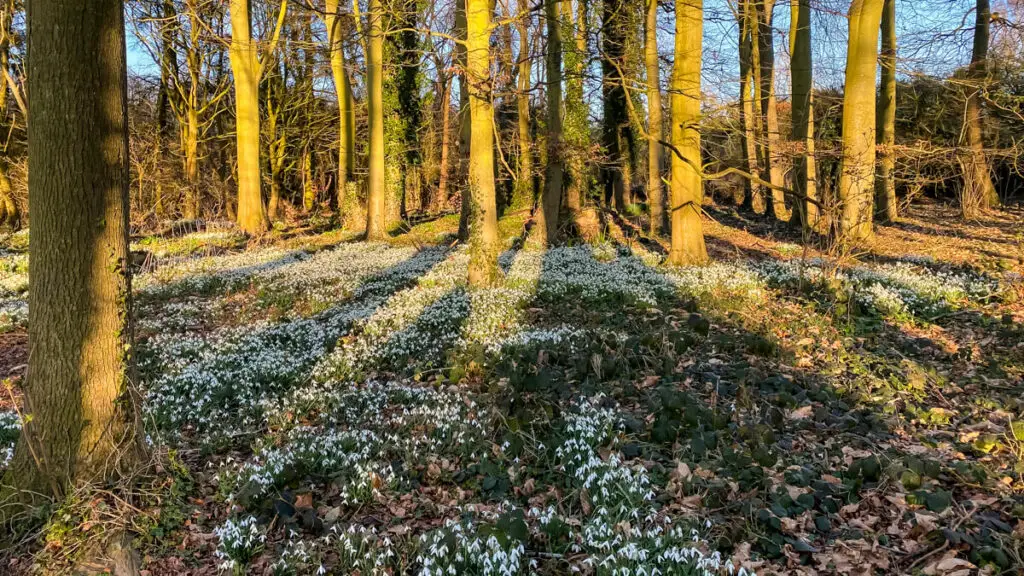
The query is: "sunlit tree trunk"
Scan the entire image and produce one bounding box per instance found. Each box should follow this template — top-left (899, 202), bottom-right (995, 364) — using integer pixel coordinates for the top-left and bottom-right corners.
top-left (838, 0), bottom-right (885, 243)
top-left (465, 0), bottom-right (501, 285)
top-left (668, 0), bottom-right (707, 265)
top-left (4, 0), bottom-right (143, 514)
top-left (790, 0), bottom-right (819, 231)
top-left (366, 0), bottom-right (387, 239)
top-left (229, 0), bottom-right (269, 234)
top-left (737, 0), bottom-right (762, 212)
top-left (961, 0), bottom-right (998, 215)
top-left (755, 0), bottom-right (787, 220)
top-left (874, 0), bottom-right (897, 223)
top-left (511, 8), bottom-right (533, 212)
top-left (537, 0), bottom-right (563, 244)
top-left (325, 0), bottom-right (355, 223)
top-left (645, 0), bottom-right (665, 235)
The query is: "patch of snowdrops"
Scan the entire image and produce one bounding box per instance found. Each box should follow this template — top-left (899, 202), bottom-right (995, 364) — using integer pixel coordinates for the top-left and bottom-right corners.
top-left (0, 410), bottom-right (21, 469)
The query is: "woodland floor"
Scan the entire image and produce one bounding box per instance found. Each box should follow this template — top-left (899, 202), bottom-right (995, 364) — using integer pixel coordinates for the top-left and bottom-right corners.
top-left (1, 200), bottom-right (1024, 575)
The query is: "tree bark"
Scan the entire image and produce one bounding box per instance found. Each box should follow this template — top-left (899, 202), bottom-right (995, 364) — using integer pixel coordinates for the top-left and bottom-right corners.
top-left (874, 0), bottom-right (897, 223)
top-left (755, 0), bottom-right (787, 221)
top-left (602, 0), bottom-right (631, 211)
top-left (645, 0), bottom-right (665, 235)
top-left (790, 0), bottom-right (819, 231)
top-left (325, 0), bottom-right (355, 223)
top-left (456, 0), bottom-right (472, 240)
top-left (466, 0), bottom-right (501, 285)
top-left (366, 0), bottom-right (387, 239)
top-left (436, 74), bottom-right (453, 212)
top-left (838, 0), bottom-right (886, 244)
top-left (738, 0), bottom-right (762, 212)
top-left (229, 0), bottom-right (269, 234)
top-left (537, 0), bottom-right (563, 244)
top-left (668, 0), bottom-right (707, 265)
top-left (5, 0), bottom-right (142, 506)
top-left (961, 0), bottom-right (998, 215)
top-left (511, 10), bottom-right (533, 212)
top-left (563, 0), bottom-right (589, 213)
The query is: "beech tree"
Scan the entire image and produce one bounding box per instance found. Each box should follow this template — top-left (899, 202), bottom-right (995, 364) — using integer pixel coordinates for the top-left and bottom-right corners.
top-left (536, 0), bottom-right (563, 244)
top-left (790, 0), bottom-right (819, 231)
top-left (875, 0), bottom-right (897, 223)
top-left (325, 0), bottom-right (356, 222)
top-left (961, 0), bottom-right (999, 215)
top-left (365, 0), bottom-right (387, 239)
top-left (837, 0), bottom-right (886, 243)
top-left (645, 0), bottom-right (665, 235)
top-left (3, 0), bottom-right (143, 529)
top-left (465, 0), bottom-right (501, 284)
top-left (668, 0), bottom-right (707, 265)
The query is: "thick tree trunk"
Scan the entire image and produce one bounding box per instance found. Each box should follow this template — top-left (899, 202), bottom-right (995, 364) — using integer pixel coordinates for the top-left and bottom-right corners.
top-left (668, 0), bottom-right (707, 265)
top-left (645, 0), bottom-right (665, 235)
top-left (366, 0), bottom-right (387, 240)
top-left (961, 0), bottom-right (998, 215)
top-left (511, 13), bottom-right (533, 212)
top-left (874, 0), bottom-right (897, 223)
top-left (838, 0), bottom-right (886, 243)
top-left (229, 0), bottom-right (269, 235)
top-left (325, 0), bottom-right (355, 223)
top-left (790, 0), bottom-right (819, 231)
top-left (537, 0), bottom-right (563, 244)
top-left (5, 0), bottom-right (142, 506)
top-left (738, 0), bottom-right (762, 212)
top-left (466, 0), bottom-right (500, 285)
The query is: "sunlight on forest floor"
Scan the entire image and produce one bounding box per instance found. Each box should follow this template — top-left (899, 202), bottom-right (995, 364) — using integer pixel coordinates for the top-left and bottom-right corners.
top-left (1, 205), bottom-right (1023, 575)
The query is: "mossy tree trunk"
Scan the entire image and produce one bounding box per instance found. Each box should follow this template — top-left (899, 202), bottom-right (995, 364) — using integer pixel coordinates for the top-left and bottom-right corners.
top-left (366, 0), bottom-right (388, 240)
top-left (563, 0), bottom-right (590, 213)
top-left (4, 0), bottom-right (143, 508)
top-left (465, 0), bottom-right (501, 285)
top-left (602, 0), bottom-right (632, 211)
top-left (645, 0), bottom-right (665, 235)
top-left (790, 0), bottom-right (819, 231)
top-left (837, 0), bottom-right (886, 244)
top-left (537, 0), bottom-right (563, 244)
top-left (961, 0), bottom-right (998, 215)
top-left (0, 0), bottom-right (18, 229)
top-left (668, 0), bottom-right (707, 266)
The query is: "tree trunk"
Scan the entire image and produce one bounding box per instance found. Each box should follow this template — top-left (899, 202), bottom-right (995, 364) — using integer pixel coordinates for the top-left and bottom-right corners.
top-left (755, 0), bottom-right (787, 221)
top-left (738, 0), bottom-right (762, 212)
top-left (4, 0), bottom-right (142, 507)
top-left (511, 12), bottom-right (533, 212)
top-left (790, 0), bottom-right (819, 231)
top-left (874, 0), bottom-right (897, 223)
top-left (183, 107), bottom-right (200, 219)
top-left (838, 0), bottom-right (886, 244)
top-left (229, 0), bottom-right (269, 235)
top-left (645, 0), bottom-right (665, 235)
top-left (668, 0), bottom-right (707, 265)
top-left (325, 0), bottom-right (355, 223)
top-left (466, 0), bottom-right (500, 285)
top-left (602, 0), bottom-right (631, 211)
top-left (456, 0), bottom-right (472, 240)
top-left (435, 75), bottom-right (453, 212)
top-left (563, 0), bottom-right (589, 213)
top-left (537, 0), bottom-right (563, 244)
top-left (366, 0), bottom-right (387, 240)
top-left (961, 0), bottom-right (998, 215)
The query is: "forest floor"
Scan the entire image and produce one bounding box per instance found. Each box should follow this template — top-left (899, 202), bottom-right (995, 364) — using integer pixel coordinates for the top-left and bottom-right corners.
top-left (1, 201), bottom-right (1023, 575)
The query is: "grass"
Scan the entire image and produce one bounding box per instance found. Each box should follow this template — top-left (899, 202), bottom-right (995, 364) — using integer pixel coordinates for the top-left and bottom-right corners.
top-left (1, 205), bottom-right (1024, 575)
